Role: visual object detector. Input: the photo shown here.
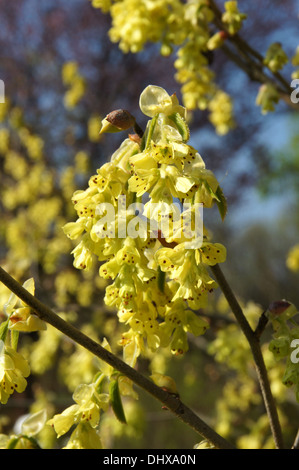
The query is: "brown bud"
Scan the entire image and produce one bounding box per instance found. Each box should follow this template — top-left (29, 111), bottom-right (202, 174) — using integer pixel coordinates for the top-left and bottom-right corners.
top-left (219, 30), bottom-right (229, 40)
top-left (106, 109), bottom-right (135, 131)
top-left (268, 300), bottom-right (292, 315)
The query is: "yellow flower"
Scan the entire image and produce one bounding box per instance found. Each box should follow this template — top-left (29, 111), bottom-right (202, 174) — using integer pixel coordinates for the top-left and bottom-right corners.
top-left (0, 340), bottom-right (30, 404)
top-left (5, 278), bottom-right (47, 332)
top-left (139, 85), bottom-right (185, 118)
top-left (63, 422), bottom-right (102, 449)
top-left (47, 383), bottom-right (109, 438)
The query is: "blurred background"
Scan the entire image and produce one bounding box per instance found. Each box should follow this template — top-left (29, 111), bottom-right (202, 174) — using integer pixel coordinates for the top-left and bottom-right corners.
top-left (0, 0), bottom-right (299, 449)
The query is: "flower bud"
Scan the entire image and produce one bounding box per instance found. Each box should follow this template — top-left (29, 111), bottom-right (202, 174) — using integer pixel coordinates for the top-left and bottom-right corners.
top-left (207, 31), bottom-right (228, 51)
top-left (268, 300), bottom-right (292, 315)
top-left (267, 300), bottom-right (297, 320)
top-left (99, 109), bottom-right (136, 135)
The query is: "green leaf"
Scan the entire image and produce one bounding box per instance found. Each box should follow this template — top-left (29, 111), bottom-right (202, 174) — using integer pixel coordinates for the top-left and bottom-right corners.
top-left (109, 379), bottom-right (127, 424)
top-left (215, 185), bottom-right (228, 221)
top-left (141, 114), bottom-right (158, 151)
top-left (202, 181), bottom-right (227, 220)
top-left (203, 180), bottom-right (220, 202)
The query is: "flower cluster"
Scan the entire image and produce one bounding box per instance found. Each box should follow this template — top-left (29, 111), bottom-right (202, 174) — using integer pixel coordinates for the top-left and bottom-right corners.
top-left (267, 301), bottom-right (299, 401)
top-left (256, 83), bottom-right (279, 115)
top-left (263, 43), bottom-right (288, 73)
top-left (47, 382), bottom-right (108, 447)
top-left (47, 338), bottom-right (136, 448)
top-left (4, 278), bottom-right (47, 333)
top-left (221, 0), bottom-right (247, 35)
top-left (0, 340), bottom-right (30, 405)
top-left (91, 0), bottom-right (237, 134)
top-left (64, 85), bottom-right (226, 363)
top-left (0, 278), bottom-right (47, 404)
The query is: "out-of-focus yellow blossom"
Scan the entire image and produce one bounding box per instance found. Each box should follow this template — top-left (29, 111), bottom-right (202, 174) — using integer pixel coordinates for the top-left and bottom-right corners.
top-left (90, 0), bottom-right (112, 12)
top-left (62, 61), bottom-right (86, 109)
top-left (88, 115), bottom-right (102, 142)
top-left (4, 150), bottom-right (28, 180)
top-left (0, 128), bottom-right (10, 154)
top-left (262, 347), bottom-right (287, 401)
top-left (59, 325), bottom-right (99, 391)
top-left (54, 270), bottom-right (79, 306)
top-left (264, 42), bottom-right (288, 73)
top-left (256, 83), bottom-right (279, 114)
top-left (108, 0), bottom-right (188, 53)
top-left (29, 324), bottom-right (62, 375)
top-left (8, 107), bottom-right (23, 129)
top-left (291, 46), bottom-right (299, 78)
top-left (62, 61), bottom-right (79, 86)
top-left (101, 400), bottom-right (145, 447)
top-left (91, 0), bottom-right (241, 134)
top-left (75, 150), bottom-right (90, 174)
top-left (0, 99), bottom-right (10, 122)
top-left (237, 414), bottom-right (276, 449)
top-left (60, 166), bottom-right (76, 199)
top-left (208, 300), bottom-right (262, 372)
top-left (292, 46), bottom-right (299, 66)
top-left (222, 1), bottom-right (247, 35)
top-left (286, 244), bottom-right (299, 272)
top-left (64, 77), bottom-right (86, 109)
top-left (208, 90), bottom-right (235, 135)
top-left (18, 128), bottom-right (44, 160)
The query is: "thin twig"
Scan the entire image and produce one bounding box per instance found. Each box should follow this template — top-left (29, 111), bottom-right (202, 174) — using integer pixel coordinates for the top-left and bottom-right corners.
top-left (210, 264), bottom-right (284, 449)
top-left (208, 0), bottom-right (294, 100)
top-left (0, 265), bottom-right (234, 449)
top-left (292, 428), bottom-right (299, 449)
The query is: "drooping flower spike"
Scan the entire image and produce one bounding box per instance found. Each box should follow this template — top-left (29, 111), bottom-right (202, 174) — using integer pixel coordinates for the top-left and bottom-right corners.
top-left (64, 85), bottom-right (227, 361)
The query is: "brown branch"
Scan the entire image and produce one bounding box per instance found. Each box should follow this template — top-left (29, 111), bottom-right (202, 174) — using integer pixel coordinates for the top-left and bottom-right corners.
top-left (0, 265), bottom-right (234, 449)
top-left (210, 264), bottom-right (284, 449)
top-left (254, 311), bottom-right (269, 340)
